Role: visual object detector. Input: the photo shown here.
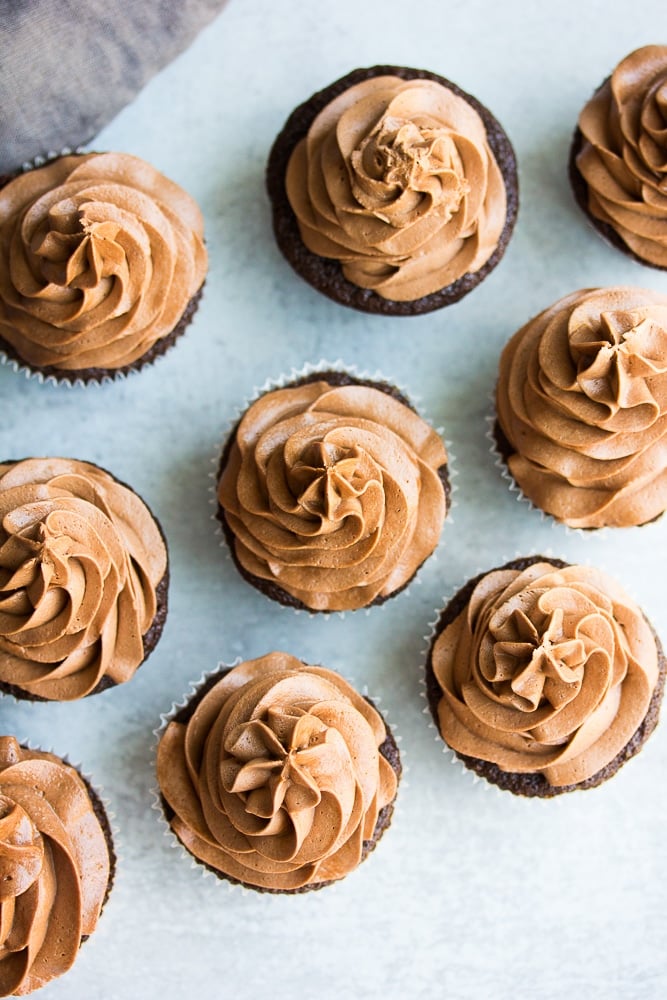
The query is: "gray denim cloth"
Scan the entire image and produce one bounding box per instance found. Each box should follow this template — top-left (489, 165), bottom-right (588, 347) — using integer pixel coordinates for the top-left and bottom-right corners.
top-left (0, 0), bottom-right (228, 174)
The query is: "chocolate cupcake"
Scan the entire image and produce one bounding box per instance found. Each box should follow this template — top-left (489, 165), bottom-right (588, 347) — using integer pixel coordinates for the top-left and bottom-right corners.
top-left (0, 152), bottom-right (207, 383)
top-left (156, 652), bottom-right (401, 893)
top-left (0, 735), bottom-right (114, 995)
top-left (494, 286), bottom-right (667, 529)
top-left (216, 368), bottom-right (450, 612)
top-left (0, 457), bottom-right (169, 700)
top-left (569, 45), bottom-right (667, 268)
top-left (425, 556), bottom-right (666, 797)
top-left (267, 65), bottom-right (518, 315)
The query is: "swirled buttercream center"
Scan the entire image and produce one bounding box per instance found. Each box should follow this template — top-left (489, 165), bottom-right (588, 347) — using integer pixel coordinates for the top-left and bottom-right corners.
top-left (572, 310), bottom-right (667, 410)
top-left (289, 442), bottom-right (380, 522)
top-left (351, 115), bottom-right (468, 223)
top-left (489, 604), bottom-right (585, 712)
top-left (223, 710), bottom-right (329, 820)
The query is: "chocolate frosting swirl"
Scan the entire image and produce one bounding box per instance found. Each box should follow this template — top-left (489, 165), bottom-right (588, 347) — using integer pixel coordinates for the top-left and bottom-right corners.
top-left (575, 45), bottom-right (667, 267)
top-left (157, 653), bottom-right (399, 891)
top-left (431, 561), bottom-right (660, 787)
top-left (496, 286), bottom-right (667, 528)
top-left (217, 378), bottom-right (448, 611)
top-left (0, 457), bottom-right (168, 700)
top-left (0, 736), bottom-right (111, 996)
top-left (285, 76), bottom-right (507, 301)
top-left (0, 153), bottom-right (207, 372)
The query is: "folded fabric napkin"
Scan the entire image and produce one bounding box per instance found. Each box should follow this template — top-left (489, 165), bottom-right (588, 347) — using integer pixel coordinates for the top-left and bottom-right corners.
top-left (0, 0), bottom-right (228, 174)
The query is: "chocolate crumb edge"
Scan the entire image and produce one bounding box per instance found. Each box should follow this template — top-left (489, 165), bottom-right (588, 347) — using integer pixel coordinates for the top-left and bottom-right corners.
top-left (0, 284), bottom-right (205, 384)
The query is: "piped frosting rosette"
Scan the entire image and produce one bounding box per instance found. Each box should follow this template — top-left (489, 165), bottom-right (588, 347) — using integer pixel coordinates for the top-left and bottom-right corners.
top-left (0, 457), bottom-right (168, 701)
top-left (216, 370), bottom-right (449, 612)
top-left (0, 736), bottom-right (112, 996)
top-left (156, 652), bottom-right (400, 892)
top-left (285, 73), bottom-right (508, 302)
top-left (426, 557), bottom-right (665, 795)
top-left (495, 286), bottom-right (667, 528)
top-left (0, 152), bottom-right (207, 380)
top-left (573, 45), bottom-right (667, 267)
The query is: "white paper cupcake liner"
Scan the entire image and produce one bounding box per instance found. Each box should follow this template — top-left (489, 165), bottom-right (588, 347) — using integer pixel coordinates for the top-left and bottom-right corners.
top-left (0, 344), bottom-right (175, 388)
top-left (489, 404), bottom-right (667, 543)
top-left (210, 358), bottom-right (455, 618)
top-left (0, 310), bottom-right (185, 388)
top-left (152, 655), bottom-right (403, 895)
top-left (485, 400), bottom-right (611, 541)
top-left (14, 146), bottom-right (85, 173)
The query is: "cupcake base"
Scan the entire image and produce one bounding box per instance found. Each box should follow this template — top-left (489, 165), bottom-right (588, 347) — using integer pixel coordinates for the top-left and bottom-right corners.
top-left (266, 65), bottom-right (519, 315)
top-left (489, 414), bottom-right (560, 527)
top-left (491, 415), bottom-right (515, 476)
top-left (0, 284), bottom-right (205, 385)
top-left (492, 415), bottom-right (665, 530)
top-left (159, 667), bottom-right (402, 894)
top-left (0, 570), bottom-right (169, 702)
top-left (425, 556), bottom-right (667, 797)
top-left (215, 369), bottom-right (451, 612)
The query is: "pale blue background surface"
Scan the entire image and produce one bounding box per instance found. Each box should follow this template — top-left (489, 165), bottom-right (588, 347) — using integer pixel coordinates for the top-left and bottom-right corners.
top-left (1, 2), bottom-right (666, 998)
